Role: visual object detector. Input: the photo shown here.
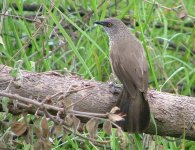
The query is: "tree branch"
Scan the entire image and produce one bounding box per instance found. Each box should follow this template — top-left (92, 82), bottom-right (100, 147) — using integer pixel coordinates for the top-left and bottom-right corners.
top-left (0, 65), bottom-right (195, 140)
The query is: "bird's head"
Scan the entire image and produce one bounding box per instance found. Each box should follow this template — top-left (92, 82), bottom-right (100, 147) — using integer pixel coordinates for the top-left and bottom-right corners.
top-left (94, 18), bottom-right (128, 37)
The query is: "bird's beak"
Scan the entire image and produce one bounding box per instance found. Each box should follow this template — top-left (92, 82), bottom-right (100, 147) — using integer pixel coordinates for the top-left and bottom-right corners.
top-left (94, 21), bottom-right (106, 26)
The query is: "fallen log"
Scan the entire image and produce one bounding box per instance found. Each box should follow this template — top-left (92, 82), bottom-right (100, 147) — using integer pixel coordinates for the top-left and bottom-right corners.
top-left (0, 65), bottom-right (195, 140)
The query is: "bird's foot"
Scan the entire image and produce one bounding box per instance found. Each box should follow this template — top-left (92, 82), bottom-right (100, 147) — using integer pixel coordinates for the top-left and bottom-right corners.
top-left (109, 81), bottom-right (121, 94)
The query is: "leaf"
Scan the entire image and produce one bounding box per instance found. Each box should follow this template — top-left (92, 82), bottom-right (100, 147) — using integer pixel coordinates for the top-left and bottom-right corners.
top-left (34, 125), bottom-right (42, 138)
top-left (108, 114), bottom-right (124, 122)
top-left (159, 145), bottom-right (164, 150)
top-left (72, 116), bottom-right (80, 133)
top-left (177, 9), bottom-right (188, 19)
top-left (34, 139), bottom-right (43, 150)
top-left (64, 114), bottom-right (74, 126)
top-left (42, 139), bottom-right (52, 150)
top-left (51, 124), bottom-right (62, 136)
top-left (110, 106), bottom-right (120, 114)
top-left (78, 122), bottom-right (85, 132)
top-left (11, 121), bottom-right (28, 136)
top-left (25, 127), bottom-right (33, 144)
top-left (103, 121), bottom-right (112, 135)
top-left (41, 116), bottom-right (49, 138)
top-left (86, 118), bottom-right (99, 138)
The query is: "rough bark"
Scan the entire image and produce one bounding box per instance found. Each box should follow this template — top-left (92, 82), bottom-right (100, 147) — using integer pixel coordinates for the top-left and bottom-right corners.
top-left (0, 65), bottom-right (195, 140)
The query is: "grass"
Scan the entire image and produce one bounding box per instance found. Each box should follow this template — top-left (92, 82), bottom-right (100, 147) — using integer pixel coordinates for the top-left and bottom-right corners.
top-left (0, 0), bottom-right (195, 149)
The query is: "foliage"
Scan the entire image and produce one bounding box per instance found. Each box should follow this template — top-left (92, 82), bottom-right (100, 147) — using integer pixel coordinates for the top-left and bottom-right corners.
top-left (0, 0), bottom-right (194, 149)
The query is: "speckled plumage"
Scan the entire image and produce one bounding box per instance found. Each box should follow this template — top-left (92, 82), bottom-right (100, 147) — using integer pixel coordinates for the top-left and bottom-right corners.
top-left (95, 18), bottom-right (150, 132)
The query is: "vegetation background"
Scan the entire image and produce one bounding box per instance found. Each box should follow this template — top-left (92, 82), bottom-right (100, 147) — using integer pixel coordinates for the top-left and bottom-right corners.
top-left (0, 0), bottom-right (194, 149)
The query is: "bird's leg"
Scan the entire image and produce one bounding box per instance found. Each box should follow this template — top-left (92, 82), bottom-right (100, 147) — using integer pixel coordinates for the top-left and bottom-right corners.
top-left (108, 73), bottom-right (121, 94)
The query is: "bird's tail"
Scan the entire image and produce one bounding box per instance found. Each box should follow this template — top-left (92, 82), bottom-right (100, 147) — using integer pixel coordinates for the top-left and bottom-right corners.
top-left (116, 88), bottom-right (150, 133)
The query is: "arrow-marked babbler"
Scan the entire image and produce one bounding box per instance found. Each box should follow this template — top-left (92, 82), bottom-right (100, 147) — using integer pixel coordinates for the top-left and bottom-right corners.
top-left (95, 18), bottom-right (150, 133)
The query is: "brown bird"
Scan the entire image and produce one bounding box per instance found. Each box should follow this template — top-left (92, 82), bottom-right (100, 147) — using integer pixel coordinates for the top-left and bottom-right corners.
top-left (95, 18), bottom-right (150, 133)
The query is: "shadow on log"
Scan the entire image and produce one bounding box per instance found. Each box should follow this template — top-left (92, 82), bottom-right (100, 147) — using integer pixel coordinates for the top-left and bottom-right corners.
top-left (0, 65), bottom-right (195, 140)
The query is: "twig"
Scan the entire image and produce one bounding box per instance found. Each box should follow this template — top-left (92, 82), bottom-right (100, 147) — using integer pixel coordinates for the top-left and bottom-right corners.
top-left (66, 93), bottom-right (92, 110)
top-left (45, 110), bottom-right (110, 146)
top-left (67, 85), bottom-right (95, 95)
top-left (57, 85), bottom-right (95, 101)
top-left (144, 0), bottom-right (181, 11)
top-left (0, 91), bottom-right (111, 119)
top-left (144, 0), bottom-right (195, 20)
top-left (0, 13), bottom-right (45, 23)
top-left (48, 91), bottom-right (64, 100)
top-left (68, 112), bottom-right (122, 130)
top-left (68, 110), bottom-right (108, 118)
top-left (57, 85), bottom-right (74, 100)
top-left (0, 91), bottom-right (64, 112)
top-left (5, 79), bottom-right (14, 92)
top-left (179, 0), bottom-right (195, 20)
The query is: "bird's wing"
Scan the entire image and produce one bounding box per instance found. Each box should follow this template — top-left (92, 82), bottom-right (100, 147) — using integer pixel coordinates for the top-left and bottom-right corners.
top-left (110, 38), bottom-right (148, 99)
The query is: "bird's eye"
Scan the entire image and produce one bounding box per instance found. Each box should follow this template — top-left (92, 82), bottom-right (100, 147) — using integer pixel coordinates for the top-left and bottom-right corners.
top-left (107, 22), bottom-right (113, 27)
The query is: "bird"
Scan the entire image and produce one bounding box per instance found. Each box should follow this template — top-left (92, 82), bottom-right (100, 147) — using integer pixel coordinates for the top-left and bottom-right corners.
top-left (95, 18), bottom-right (150, 133)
